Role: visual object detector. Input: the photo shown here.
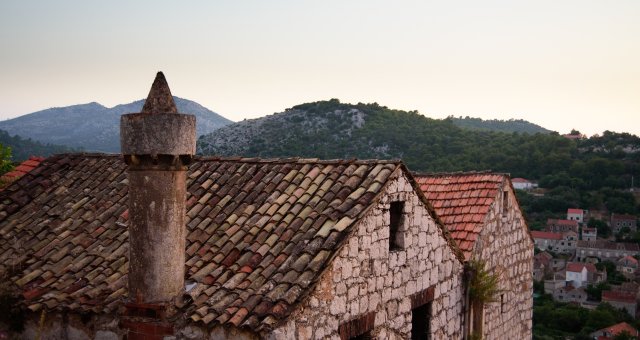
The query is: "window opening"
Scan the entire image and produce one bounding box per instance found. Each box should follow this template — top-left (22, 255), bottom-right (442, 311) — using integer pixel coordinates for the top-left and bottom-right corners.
top-left (389, 201), bottom-right (404, 251)
top-left (411, 302), bottom-right (431, 340)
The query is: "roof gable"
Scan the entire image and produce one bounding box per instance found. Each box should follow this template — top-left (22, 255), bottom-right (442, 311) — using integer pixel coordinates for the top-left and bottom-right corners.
top-left (0, 154), bottom-right (404, 332)
top-left (414, 172), bottom-right (506, 259)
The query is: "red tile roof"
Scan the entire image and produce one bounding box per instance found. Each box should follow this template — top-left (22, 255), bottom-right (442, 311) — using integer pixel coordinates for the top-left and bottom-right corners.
top-left (0, 153), bottom-right (460, 332)
top-left (566, 262), bottom-right (596, 273)
top-left (567, 208), bottom-right (583, 215)
top-left (414, 172), bottom-right (506, 260)
top-left (0, 156), bottom-right (45, 187)
top-left (547, 219), bottom-right (578, 227)
top-left (530, 231), bottom-right (563, 240)
top-left (597, 322), bottom-right (638, 338)
top-left (602, 290), bottom-right (637, 303)
top-left (511, 178), bottom-right (529, 183)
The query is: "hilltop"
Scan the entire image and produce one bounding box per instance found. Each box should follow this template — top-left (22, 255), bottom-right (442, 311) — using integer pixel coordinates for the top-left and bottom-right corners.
top-left (0, 97), bottom-right (232, 153)
top-left (449, 116), bottom-right (552, 134)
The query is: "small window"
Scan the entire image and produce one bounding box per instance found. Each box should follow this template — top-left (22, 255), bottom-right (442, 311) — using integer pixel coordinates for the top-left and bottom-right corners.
top-left (411, 302), bottom-right (431, 340)
top-left (500, 294), bottom-right (505, 313)
top-left (389, 201), bottom-right (404, 251)
top-left (502, 190), bottom-right (508, 217)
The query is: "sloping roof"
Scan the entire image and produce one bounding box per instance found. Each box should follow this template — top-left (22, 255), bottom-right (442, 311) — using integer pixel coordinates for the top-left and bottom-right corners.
top-left (0, 153), bottom-right (435, 332)
top-left (566, 262), bottom-right (596, 273)
top-left (618, 255), bottom-right (639, 265)
top-left (511, 178), bottom-right (530, 183)
top-left (414, 172), bottom-right (506, 259)
top-left (602, 290), bottom-right (637, 303)
top-left (611, 214), bottom-right (637, 221)
top-left (547, 219), bottom-right (578, 227)
top-left (0, 156), bottom-right (45, 187)
top-left (530, 231), bottom-right (562, 240)
top-left (567, 208), bottom-right (583, 215)
top-left (577, 240), bottom-right (640, 251)
top-left (596, 322), bottom-right (638, 338)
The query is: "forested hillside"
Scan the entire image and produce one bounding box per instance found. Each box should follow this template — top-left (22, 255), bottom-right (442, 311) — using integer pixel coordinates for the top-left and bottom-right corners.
top-left (0, 129), bottom-right (75, 161)
top-left (449, 116), bottom-right (552, 134)
top-left (199, 99), bottom-right (640, 226)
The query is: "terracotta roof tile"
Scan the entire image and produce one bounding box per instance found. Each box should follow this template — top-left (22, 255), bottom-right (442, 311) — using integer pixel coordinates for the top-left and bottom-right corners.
top-left (0, 154), bottom-right (403, 332)
top-left (415, 172), bottom-right (506, 259)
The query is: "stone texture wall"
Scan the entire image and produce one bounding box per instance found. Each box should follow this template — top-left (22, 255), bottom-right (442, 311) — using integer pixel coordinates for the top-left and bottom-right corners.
top-left (266, 170), bottom-right (465, 339)
top-left (472, 185), bottom-right (533, 340)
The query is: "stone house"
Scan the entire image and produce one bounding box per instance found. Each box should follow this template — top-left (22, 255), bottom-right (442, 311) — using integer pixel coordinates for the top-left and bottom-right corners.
top-left (602, 291), bottom-right (638, 318)
top-left (545, 219), bottom-right (578, 234)
top-left (0, 74), bottom-right (481, 340)
top-left (552, 285), bottom-right (587, 304)
top-left (543, 273), bottom-right (566, 294)
top-left (590, 322), bottom-right (639, 340)
top-left (611, 213), bottom-right (637, 233)
top-left (576, 240), bottom-right (640, 262)
top-left (565, 262), bottom-right (598, 288)
top-left (511, 178), bottom-right (534, 191)
top-left (581, 227), bottom-right (597, 241)
top-left (533, 252), bottom-right (553, 281)
top-left (617, 256), bottom-right (639, 280)
top-left (415, 172), bottom-right (534, 340)
top-left (530, 230), bottom-right (576, 254)
top-left (566, 208), bottom-right (584, 224)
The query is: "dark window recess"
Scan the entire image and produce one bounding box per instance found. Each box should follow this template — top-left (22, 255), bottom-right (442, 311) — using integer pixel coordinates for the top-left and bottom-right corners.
top-left (501, 294), bottom-right (505, 313)
top-left (351, 332), bottom-right (373, 340)
top-left (339, 312), bottom-right (376, 340)
top-left (411, 302), bottom-right (431, 340)
top-left (389, 201), bottom-right (404, 250)
top-left (502, 191), bottom-right (508, 217)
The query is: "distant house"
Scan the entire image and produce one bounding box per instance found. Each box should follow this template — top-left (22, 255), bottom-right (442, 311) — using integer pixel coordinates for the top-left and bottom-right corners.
top-left (590, 322), bottom-right (639, 340)
top-left (544, 273), bottom-right (566, 294)
top-left (581, 227), bottom-right (597, 241)
top-left (511, 178), bottom-right (535, 190)
top-left (530, 231), bottom-right (576, 254)
top-left (545, 219), bottom-right (579, 233)
top-left (533, 252), bottom-right (553, 281)
top-left (415, 172), bottom-right (534, 340)
top-left (617, 256), bottom-right (639, 279)
top-left (602, 291), bottom-right (638, 318)
top-left (566, 208), bottom-right (584, 224)
top-left (611, 213), bottom-right (637, 233)
top-left (576, 240), bottom-right (640, 262)
top-left (552, 285), bottom-right (587, 304)
top-left (565, 262), bottom-right (598, 288)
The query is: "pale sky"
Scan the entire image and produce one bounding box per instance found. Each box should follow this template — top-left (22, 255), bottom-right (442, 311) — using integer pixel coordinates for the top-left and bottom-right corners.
top-left (1, 0), bottom-right (639, 136)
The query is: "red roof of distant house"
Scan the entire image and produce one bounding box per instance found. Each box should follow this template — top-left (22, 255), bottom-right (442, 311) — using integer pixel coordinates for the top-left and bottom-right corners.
top-left (0, 156), bottom-right (45, 188)
top-left (567, 208), bottom-right (583, 215)
top-left (595, 322), bottom-right (639, 339)
top-left (547, 218), bottom-right (578, 227)
top-left (511, 178), bottom-right (530, 183)
top-left (531, 231), bottom-right (563, 240)
top-left (566, 262), bottom-right (597, 273)
top-left (414, 172), bottom-right (509, 260)
top-left (583, 227), bottom-right (596, 232)
top-left (619, 255), bottom-right (638, 265)
top-left (602, 290), bottom-right (637, 303)
top-left (611, 214), bottom-right (637, 221)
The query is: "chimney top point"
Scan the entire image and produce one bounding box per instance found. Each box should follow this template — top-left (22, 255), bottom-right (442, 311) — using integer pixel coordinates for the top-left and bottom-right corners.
top-left (141, 71), bottom-right (178, 114)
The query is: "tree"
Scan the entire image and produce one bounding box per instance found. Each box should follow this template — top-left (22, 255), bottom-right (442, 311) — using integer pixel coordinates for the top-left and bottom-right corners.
top-left (0, 143), bottom-right (13, 175)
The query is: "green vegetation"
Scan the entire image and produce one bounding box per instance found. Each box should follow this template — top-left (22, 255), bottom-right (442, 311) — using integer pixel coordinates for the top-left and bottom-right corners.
top-left (449, 116), bottom-right (552, 134)
top-left (0, 129), bottom-right (74, 161)
top-left (534, 294), bottom-right (635, 339)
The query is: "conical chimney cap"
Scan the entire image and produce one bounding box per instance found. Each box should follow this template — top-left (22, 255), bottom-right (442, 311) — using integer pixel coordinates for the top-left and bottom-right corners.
top-left (141, 72), bottom-right (178, 114)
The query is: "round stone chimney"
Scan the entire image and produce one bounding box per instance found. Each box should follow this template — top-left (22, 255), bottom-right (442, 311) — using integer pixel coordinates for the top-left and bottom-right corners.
top-left (121, 72), bottom-right (196, 304)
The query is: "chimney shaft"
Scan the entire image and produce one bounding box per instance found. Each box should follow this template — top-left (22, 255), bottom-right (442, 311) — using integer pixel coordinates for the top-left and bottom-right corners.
top-left (120, 72), bottom-right (196, 303)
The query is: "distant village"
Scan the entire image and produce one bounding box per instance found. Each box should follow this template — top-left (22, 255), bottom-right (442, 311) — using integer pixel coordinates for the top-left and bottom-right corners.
top-left (512, 176), bottom-right (637, 329)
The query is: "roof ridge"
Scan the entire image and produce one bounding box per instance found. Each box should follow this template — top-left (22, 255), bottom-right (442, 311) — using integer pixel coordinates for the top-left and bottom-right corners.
top-left (412, 170), bottom-right (511, 177)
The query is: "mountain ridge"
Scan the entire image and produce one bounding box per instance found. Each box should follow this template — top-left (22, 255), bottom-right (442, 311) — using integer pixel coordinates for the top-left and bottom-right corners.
top-left (0, 97), bottom-right (232, 153)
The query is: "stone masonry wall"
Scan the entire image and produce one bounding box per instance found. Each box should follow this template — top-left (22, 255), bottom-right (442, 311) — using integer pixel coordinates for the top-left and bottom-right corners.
top-left (267, 170), bottom-right (465, 339)
top-left (473, 185), bottom-right (533, 340)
